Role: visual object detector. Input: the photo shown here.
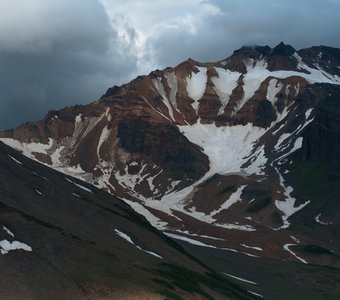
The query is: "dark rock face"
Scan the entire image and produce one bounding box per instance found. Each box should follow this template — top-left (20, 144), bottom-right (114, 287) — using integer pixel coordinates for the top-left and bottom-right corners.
top-left (0, 107), bottom-right (83, 143)
top-left (100, 85), bottom-right (120, 99)
top-left (254, 99), bottom-right (277, 128)
top-left (271, 42), bottom-right (296, 56)
top-left (117, 118), bottom-right (209, 181)
top-left (296, 84), bottom-right (340, 162)
top-left (231, 45), bottom-right (272, 60)
top-left (267, 42), bottom-right (298, 71)
top-left (298, 46), bottom-right (340, 75)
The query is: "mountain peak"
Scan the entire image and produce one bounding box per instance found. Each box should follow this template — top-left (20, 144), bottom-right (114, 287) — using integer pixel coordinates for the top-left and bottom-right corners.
top-left (222, 43), bottom-right (299, 72)
top-left (231, 44), bottom-right (272, 59)
top-left (230, 42), bottom-right (296, 59)
top-left (271, 42), bottom-right (296, 56)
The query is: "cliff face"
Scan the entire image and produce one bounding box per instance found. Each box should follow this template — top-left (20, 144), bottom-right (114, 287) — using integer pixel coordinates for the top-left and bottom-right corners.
top-left (1, 43), bottom-right (340, 266)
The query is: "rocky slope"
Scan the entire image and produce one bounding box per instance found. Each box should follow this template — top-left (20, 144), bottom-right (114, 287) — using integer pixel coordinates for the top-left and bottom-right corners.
top-left (0, 141), bottom-right (255, 300)
top-left (1, 43), bottom-right (340, 266)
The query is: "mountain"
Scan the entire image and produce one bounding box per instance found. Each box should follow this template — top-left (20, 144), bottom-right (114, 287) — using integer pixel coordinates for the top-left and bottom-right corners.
top-left (0, 141), bottom-right (256, 299)
top-left (1, 42), bottom-right (340, 268)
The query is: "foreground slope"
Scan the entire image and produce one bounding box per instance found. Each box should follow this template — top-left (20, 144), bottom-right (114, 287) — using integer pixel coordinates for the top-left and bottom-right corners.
top-left (1, 43), bottom-right (340, 265)
top-left (0, 142), bottom-right (254, 300)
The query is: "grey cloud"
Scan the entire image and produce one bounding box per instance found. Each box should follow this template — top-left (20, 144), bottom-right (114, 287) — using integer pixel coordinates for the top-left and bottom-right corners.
top-left (146, 0), bottom-right (340, 68)
top-left (0, 0), bottom-right (139, 129)
top-left (1, 0), bottom-right (339, 129)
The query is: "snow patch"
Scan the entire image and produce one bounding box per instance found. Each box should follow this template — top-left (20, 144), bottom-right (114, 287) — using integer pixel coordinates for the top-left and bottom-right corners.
top-left (65, 178), bottom-right (93, 193)
top-left (305, 108), bottom-right (313, 120)
top-left (247, 290), bottom-right (263, 298)
top-left (164, 72), bottom-right (179, 110)
top-left (215, 223), bottom-right (256, 231)
top-left (2, 226), bottom-right (14, 237)
top-left (223, 272), bottom-right (257, 285)
top-left (114, 164), bottom-right (149, 192)
top-left (315, 213), bottom-right (332, 225)
top-left (294, 83), bottom-right (300, 96)
top-left (211, 185), bottom-right (246, 215)
top-left (164, 232), bottom-right (243, 253)
top-left (244, 145), bottom-right (267, 175)
top-left (186, 67), bottom-right (207, 112)
top-left (186, 206), bottom-right (256, 231)
top-left (275, 170), bottom-right (310, 228)
top-left (146, 170), bottom-right (162, 193)
top-left (105, 107), bottom-right (111, 122)
top-left (276, 137), bottom-right (304, 165)
top-left (136, 247), bottom-right (163, 259)
top-left (0, 240), bottom-right (32, 255)
top-left (8, 155), bottom-right (23, 165)
top-left (241, 243), bottom-right (263, 251)
top-left (294, 53), bottom-right (340, 85)
top-left (211, 68), bottom-right (241, 115)
top-left (114, 229), bottom-right (134, 244)
top-left (235, 59), bottom-right (269, 113)
top-left (35, 189), bottom-right (45, 197)
top-left (141, 96), bottom-right (172, 122)
top-left (0, 138), bottom-right (74, 171)
top-left (50, 146), bottom-right (65, 167)
top-left (153, 77), bottom-right (175, 120)
top-left (165, 232), bottom-right (217, 247)
top-left (275, 109), bottom-right (314, 158)
top-left (97, 125), bottom-right (111, 159)
top-left (1, 138), bottom-right (53, 158)
top-left (275, 133), bottom-right (292, 152)
top-left (173, 230), bottom-right (225, 241)
top-left (266, 78), bottom-right (283, 105)
top-left (124, 200), bottom-right (168, 230)
top-left (233, 56), bottom-right (340, 114)
top-left (272, 122), bottom-right (287, 135)
top-left (114, 229), bottom-right (162, 259)
top-left (283, 244), bottom-right (307, 264)
top-left (179, 121), bottom-right (266, 176)
top-left (75, 114), bottom-right (82, 123)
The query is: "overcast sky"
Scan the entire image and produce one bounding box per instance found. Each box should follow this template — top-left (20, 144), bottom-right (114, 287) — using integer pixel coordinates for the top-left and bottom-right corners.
top-left (0, 0), bottom-right (339, 129)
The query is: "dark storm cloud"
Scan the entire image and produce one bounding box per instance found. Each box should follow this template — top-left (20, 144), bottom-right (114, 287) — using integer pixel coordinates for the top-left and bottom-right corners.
top-left (146, 0), bottom-right (340, 67)
top-left (1, 0), bottom-right (339, 129)
top-left (0, 0), bottom-right (138, 129)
